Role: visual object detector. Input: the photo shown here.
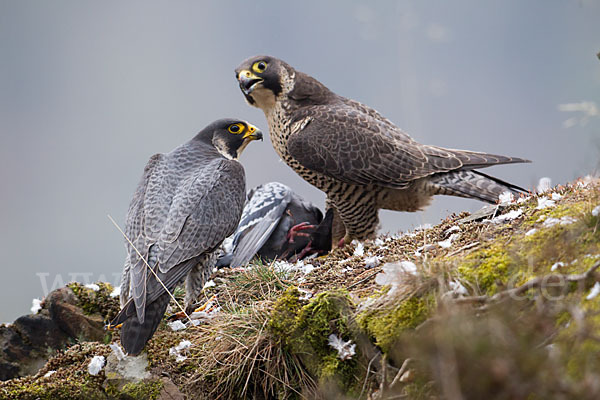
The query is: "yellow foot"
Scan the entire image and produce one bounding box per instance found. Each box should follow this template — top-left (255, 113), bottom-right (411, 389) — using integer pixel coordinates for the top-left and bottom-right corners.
top-left (192, 294), bottom-right (217, 313)
top-left (170, 294), bottom-right (218, 320)
top-left (106, 322), bottom-right (122, 331)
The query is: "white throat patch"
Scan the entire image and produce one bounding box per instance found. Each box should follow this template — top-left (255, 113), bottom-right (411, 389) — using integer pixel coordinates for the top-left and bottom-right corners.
top-left (235, 138), bottom-right (252, 159)
top-left (212, 137), bottom-right (253, 160)
top-left (248, 87), bottom-right (277, 111)
top-left (250, 68), bottom-right (296, 113)
top-left (212, 137), bottom-right (234, 160)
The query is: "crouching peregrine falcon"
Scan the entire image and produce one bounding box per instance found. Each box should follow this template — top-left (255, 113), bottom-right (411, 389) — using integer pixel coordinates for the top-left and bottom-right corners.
top-left (235, 56), bottom-right (530, 244)
top-left (111, 118), bottom-right (262, 355)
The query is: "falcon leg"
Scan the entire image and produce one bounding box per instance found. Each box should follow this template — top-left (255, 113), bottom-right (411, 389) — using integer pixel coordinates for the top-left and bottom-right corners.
top-left (333, 193), bottom-right (379, 243)
top-left (191, 294), bottom-right (217, 314)
top-left (326, 200), bottom-right (346, 247)
top-left (184, 254), bottom-right (217, 314)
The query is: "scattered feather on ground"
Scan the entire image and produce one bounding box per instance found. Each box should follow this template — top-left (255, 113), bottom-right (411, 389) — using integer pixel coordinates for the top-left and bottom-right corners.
top-left (87, 355), bottom-right (105, 376)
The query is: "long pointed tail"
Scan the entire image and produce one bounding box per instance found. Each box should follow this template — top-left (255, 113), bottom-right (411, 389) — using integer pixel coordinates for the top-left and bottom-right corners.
top-left (429, 170), bottom-right (527, 203)
top-left (111, 258), bottom-right (199, 355)
top-left (115, 292), bottom-right (170, 356)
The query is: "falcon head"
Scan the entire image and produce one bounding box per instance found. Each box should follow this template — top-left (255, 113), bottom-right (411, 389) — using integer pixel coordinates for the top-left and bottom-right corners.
top-left (201, 118), bottom-right (263, 160)
top-left (236, 56), bottom-right (335, 112)
top-left (235, 55), bottom-right (292, 110)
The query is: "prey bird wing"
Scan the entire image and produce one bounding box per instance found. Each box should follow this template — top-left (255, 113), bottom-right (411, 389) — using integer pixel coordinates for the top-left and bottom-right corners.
top-left (229, 182), bottom-right (291, 268)
top-left (287, 103), bottom-right (528, 190)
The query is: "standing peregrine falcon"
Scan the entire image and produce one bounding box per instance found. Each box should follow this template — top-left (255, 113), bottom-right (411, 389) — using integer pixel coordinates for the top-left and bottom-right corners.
top-left (111, 119), bottom-right (262, 355)
top-left (235, 56), bottom-right (529, 244)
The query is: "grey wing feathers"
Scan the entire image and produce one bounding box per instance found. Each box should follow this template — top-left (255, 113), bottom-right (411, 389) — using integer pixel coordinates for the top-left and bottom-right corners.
top-left (288, 101), bottom-right (529, 189)
top-left (122, 153), bottom-right (166, 323)
top-left (124, 149), bottom-right (245, 323)
top-left (229, 182), bottom-right (292, 268)
top-left (119, 259), bottom-right (131, 308)
top-left (156, 159), bottom-right (245, 270)
top-left (112, 257), bottom-right (199, 326)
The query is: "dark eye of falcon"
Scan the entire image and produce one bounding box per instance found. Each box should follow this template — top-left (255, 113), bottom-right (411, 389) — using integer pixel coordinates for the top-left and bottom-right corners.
top-left (252, 61), bottom-right (267, 73)
top-left (228, 123), bottom-right (243, 134)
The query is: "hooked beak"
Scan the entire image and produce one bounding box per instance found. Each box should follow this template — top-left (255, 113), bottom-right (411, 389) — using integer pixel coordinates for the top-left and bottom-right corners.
top-left (243, 123), bottom-right (263, 141)
top-left (237, 70), bottom-right (263, 95)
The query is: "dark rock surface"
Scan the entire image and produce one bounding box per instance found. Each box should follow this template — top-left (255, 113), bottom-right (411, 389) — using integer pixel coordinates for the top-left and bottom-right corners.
top-left (0, 283), bottom-right (118, 381)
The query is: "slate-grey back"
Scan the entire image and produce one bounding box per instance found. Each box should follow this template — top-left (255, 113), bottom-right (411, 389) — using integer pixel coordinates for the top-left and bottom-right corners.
top-left (112, 118), bottom-right (262, 355)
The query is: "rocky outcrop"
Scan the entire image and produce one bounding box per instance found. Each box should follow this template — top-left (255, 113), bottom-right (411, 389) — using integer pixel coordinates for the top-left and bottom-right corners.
top-left (0, 283), bottom-right (118, 381)
top-left (47, 287), bottom-right (107, 342)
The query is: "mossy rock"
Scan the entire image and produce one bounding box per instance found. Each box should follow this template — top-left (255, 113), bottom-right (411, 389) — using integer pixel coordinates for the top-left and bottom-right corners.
top-left (268, 287), bottom-right (364, 393)
top-left (104, 379), bottom-right (164, 400)
top-left (356, 294), bottom-right (431, 354)
top-left (0, 341), bottom-right (165, 400)
top-left (67, 282), bottom-right (120, 323)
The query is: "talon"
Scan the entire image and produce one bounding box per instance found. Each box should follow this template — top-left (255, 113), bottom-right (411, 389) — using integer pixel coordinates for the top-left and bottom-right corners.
top-left (169, 294), bottom-right (218, 320)
top-left (192, 294), bottom-right (217, 313)
top-left (107, 323), bottom-right (122, 331)
top-left (287, 222), bottom-right (317, 243)
top-left (291, 242), bottom-right (315, 262)
top-left (170, 311), bottom-right (187, 320)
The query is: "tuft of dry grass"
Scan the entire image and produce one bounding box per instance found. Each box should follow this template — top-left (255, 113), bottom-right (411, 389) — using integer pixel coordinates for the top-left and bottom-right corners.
top-left (183, 298), bottom-right (317, 399)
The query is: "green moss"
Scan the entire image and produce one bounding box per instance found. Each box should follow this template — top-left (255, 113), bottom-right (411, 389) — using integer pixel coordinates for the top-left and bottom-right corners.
top-left (546, 201), bottom-right (588, 219)
top-left (558, 294), bottom-right (600, 383)
top-left (457, 243), bottom-right (514, 294)
top-left (268, 288), bottom-right (362, 392)
top-left (519, 221), bottom-right (596, 274)
top-left (119, 379), bottom-right (164, 399)
top-left (291, 290), bottom-right (356, 381)
top-left (0, 379), bottom-right (107, 400)
top-left (4, 378), bottom-right (164, 400)
top-left (268, 287), bottom-right (306, 343)
top-left (68, 282), bottom-right (120, 322)
top-left (1, 373), bottom-right (163, 400)
top-left (456, 202), bottom-right (599, 295)
top-left (357, 295), bottom-right (430, 353)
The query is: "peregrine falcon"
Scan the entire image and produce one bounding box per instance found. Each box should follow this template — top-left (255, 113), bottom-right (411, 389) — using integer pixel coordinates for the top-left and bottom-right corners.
top-left (217, 182), bottom-right (332, 268)
top-left (235, 56), bottom-right (530, 244)
top-left (110, 118), bottom-right (262, 355)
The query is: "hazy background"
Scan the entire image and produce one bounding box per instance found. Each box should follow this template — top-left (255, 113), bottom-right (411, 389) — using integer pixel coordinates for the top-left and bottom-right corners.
top-left (1, 0), bottom-right (599, 322)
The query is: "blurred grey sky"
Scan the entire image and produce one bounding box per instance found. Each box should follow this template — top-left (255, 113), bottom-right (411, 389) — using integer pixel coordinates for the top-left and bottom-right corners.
top-left (1, 0), bottom-right (599, 322)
